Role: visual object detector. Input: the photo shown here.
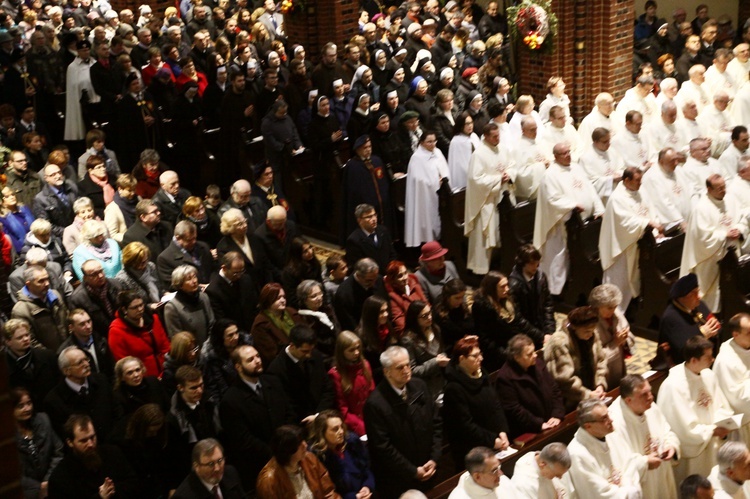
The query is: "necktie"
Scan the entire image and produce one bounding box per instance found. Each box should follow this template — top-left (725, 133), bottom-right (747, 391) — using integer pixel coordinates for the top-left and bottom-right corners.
top-left (255, 384), bottom-right (262, 397)
top-left (401, 389), bottom-right (408, 402)
top-left (211, 485), bottom-right (220, 499)
top-left (79, 386), bottom-right (88, 397)
top-left (369, 232), bottom-right (378, 246)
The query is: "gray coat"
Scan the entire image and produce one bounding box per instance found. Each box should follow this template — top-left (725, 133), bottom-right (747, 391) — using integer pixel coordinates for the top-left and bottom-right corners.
top-left (163, 292), bottom-right (215, 344)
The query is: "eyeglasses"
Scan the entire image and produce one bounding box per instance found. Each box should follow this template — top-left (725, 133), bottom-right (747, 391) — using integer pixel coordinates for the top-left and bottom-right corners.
top-left (198, 457), bottom-right (225, 468)
top-left (481, 466), bottom-right (501, 476)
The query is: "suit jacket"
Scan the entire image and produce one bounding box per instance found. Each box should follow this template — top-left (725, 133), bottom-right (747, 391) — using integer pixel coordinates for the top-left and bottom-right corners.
top-left (344, 226), bottom-right (397, 275)
top-left (157, 239), bottom-right (215, 289)
top-left (266, 349), bottom-right (336, 422)
top-left (121, 221), bottom-right (174, 263)
top-left (215, 235), bottom-right (271, 288)
top-left (68, 279), bottom-right (122, 338)
top-left (363, 377), bottom-right (442, 498)
top-left (43, 372), bottom-right (116, 439)
top-left (219, 376), bottom-right (295, 490)
top-left (205, 271), bottom-right (259, 331)
top-left (253, 221), bottom-right (300, 282)
top-left (57, 333), bottom-right (115, 379)
top-left (153, 187), bottom-right (192, 227)
top-left (172, 466), bottom-right (246, 499)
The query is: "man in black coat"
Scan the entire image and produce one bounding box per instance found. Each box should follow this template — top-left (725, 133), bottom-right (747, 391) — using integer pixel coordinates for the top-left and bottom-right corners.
top-left (68, 259), bottom-right (122, 338)
top-left (48, 414), bottom-right (140, 498)
top-left (205, 252), bottom-right (259, 331)
top-left (57, 309), bottom-right (114, 379)
top-left (364, 345), bottom-right (443, 498)
top-left (32, 163), bottom-right (77, 238)
top-left (219, 345), bottom-right (294, 491)
top-left (254, 205), bottom-right (300, 282)
top-left (217, 179), bottom-right (266, 233)
top-left (344, 204), bottom-right (398, 274)
top-left (172, 438), bottom-right (246, 499)
top-left (5, 318), bottom-right (61, 407)
top-left (507, 245), bottom-right (556, 342)
top-left (266, 325), bottom-right (336, 424)
top-left (334, 257), bottom-right (388, 331)
top-left (89, 42), bottom-right (120, 124)
top-left (121, 199), bottom-right (174, 262)
top-left (157, 220), bottom-right (215, 289)
top-left (152, 170), bottom-right (192, 227)
top-left (44, 346), bottom-right (116, 439)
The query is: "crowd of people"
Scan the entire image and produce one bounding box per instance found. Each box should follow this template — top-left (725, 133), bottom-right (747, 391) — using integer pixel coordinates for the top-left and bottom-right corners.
top-left (2, 0), bottom-right (750, 497)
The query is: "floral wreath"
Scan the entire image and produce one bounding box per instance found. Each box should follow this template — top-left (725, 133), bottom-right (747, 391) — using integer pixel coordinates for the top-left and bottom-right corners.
top-left (507, 0), bottom-right (558, 54)
top-left (280, 0), bottom-right (304, 15)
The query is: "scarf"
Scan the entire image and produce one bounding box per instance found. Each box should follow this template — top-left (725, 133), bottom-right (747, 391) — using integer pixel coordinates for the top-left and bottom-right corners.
top-left (89, 173), bottom-right (115, 205)
top-left (297, 309), bottom-right (334, 330)
top-left (113, 192), bottom-right (138, 226)
top-left (88, 239), bottom-right (113, 260)
top-left (263, 309), bottom-right (296, 337)
top-left (176, 289), bottom-right (202, 307)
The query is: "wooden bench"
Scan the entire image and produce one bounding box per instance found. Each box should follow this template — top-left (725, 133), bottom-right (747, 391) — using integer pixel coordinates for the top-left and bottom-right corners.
top-left (636, 229), bottom-right (685, 334)
top-left (438, 184), bottom-right (469, 280)
top-left (498, 195), bottom-right (536, 274)
top-left (720, 247), bottom-right (750, 320)
top-left (564, 213), bottom-right (603, 307)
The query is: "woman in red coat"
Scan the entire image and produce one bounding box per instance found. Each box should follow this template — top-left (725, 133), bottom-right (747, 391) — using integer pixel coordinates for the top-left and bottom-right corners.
top-left (108, 289), bottom-right (171, 378)
top-left (327, 331), bottom-right (375, 436)
top-left (384, 260), bottom-right (428, 338)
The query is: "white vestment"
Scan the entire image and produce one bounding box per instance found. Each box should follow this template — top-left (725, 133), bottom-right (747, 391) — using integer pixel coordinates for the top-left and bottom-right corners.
top-left (705, 66), bottom-right (738, 100)
top-left (579, 108), bottom-right (615, 147)
top-left (447, 472), bottom-right (516, 499)
top-left (464, 140), bottom-right (516, 274)
top-left (708, 465), bottom-right (750, 499)
top-left (579, 146), bottom-right (625, 204)
top-left (727, 177), bottom-right (750, 229)
top-left (676, 80), bottom-right (711, 115)
top-left (507, 110), bottom-right (544, 143)
top-left (538, 92), bottom-right (572, 124)
top-left (64, 57), bottom-right (100, 141)
top-left (447, 132), bottom-right (481, 190)
top-left (511, 452), bottom-right (570, 499)
top-left (533, 162), bottom-right (605, 295)
top-left (698, 105), bottom-right (735, 158)
top-left (658, 364), bottom-right (737, 484)
top-left (727, 58), bottom-right (750, 89)
top-left (608, 397), bottom-right (680, 499)
top-left (404, 145), bottom-right (450, 247)
top-left (713, 339), bottom-right (750, 445)
top-left (565, 427), bottom-right (642, 499)
top-left (614, 88), bottom-right (659, 128)
top-left (541, 122), bottom-right (582, 162)
top-left (733, 82), bottom-right (750, 127)
top-left (599, 183), bottom-right (657, 309)
top-left (681, 156), bottom-right (723, 205)
top-left (645, 119), bottom-right (683, 155)
top-left (680, 194), bottom-right (748, 311)
top-left (511, 136), bottom-right (546, 201)
top-left (641, 164), bottom-right (691, 226)
top-left (717, 144), bottom-right (748, 181)
top-left (612, 130), bottom-right (651, 170)
top-left (675, 118), bottom-right (704, 149)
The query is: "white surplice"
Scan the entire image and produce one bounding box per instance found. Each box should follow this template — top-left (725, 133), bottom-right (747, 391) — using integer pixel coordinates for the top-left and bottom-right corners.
top-left (447, 132), bottom-right (481, 190)
top-left (404, 145), bottom-right (450, 247)
top-left (641, 163), bottom-right (691, 226)
top-left (511, 452), bottom-right (570, 499)
top-left (713, 339), bottom-right (750, 445)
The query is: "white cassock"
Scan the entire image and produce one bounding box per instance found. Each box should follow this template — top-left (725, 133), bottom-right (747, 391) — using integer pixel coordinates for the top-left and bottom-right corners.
top-left (579, 107), bottom-right (615, 147)
top-left (538, 93), bottom-right (572, 124)
top-left (705, 66), bottom-right (738, 100)
top-left (579, 146), bottom-right (625, 204)
top-left (447, 132), bottom-right (481, 190)
top-left (708, 465), bottom-right (750, 499)
top-left (612, 130), bottom-right (652, 170)
top-left (713, 339), bottom-right (750, 445)
top-left (464, 140), bottom-right (516, 274)
top-left (447, 472), bottom-right (516, 498)
top-left (676, 81), bottom-right (711, 115)
top-left (733, 81), bottom-right (750, 127)
top-left (676, 118), bottom-right (704, 149)
top-left (533, 162), bottom-right (605, 295)
top-left (641, 164), bottom-right (691, 226)
top-left (404, 145), bottom-right (450, 247)
top-left (608, 397), bottom-right (680, 499)
top-left (511, 452), bottom-right (570, 499)
top-left (658, 364), bottom-right (737, 485)
top-left (727, 57), bottom-right (750, 89)
top-left (680, 193), bottom-right (748, 311)
top-left (717, 144), bottom-right (748, 181)
top-left (511, 136), bottom-right (546, 201)
top-left (614, 88), bottom-right (659, 128)
top-left (698, 105), bottom-right (735, 158)
top-left (541, 121), bottom-right (582, 162)
top-left (599, 183), bottom-right (657, 310)
top-left (64, 57), bottom-right (100, 141)
top-left (565, 427), bottom-right (642, 499)
top-left (681, 156), bottom-right (723, 204)
top-left (645, 119), bottom-right (683, 156)
top-left (507, 110), bottom-right (544, 143)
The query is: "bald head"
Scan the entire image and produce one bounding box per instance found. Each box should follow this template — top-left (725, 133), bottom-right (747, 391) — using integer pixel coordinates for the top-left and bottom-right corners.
top-left (267, 205), bottom-right (287, 221)
top-left (521, 116), bottom-right (537, 139)
top-left (160, 171), bottom-right (180, 196)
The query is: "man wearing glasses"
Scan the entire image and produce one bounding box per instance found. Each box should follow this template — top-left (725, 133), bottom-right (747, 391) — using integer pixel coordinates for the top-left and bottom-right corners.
top-left (449, 446), bottom-right (517, 498)
top-left (5, 149), bottom-right (41, 208)
top-left (32, 163), bottom-right (78, 238)
top-left (172, 438), bottom-right (246, 499)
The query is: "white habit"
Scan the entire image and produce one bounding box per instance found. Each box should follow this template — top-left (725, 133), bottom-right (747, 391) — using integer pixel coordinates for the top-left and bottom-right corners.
top-left (447, 132), bottom-right (481, 190)
top-left (404, 144), bottom-right (450, 247)
top-left (641, 163), bottom-right (691, 226)
top-left (712, 339), bottom-right (750, 445)
top-left (511, 136), bottom-right (547, 201)
top-left (579, 145), bottom-right (625, 204)
top-left (447, 471), bottom-right (516, 499)
top-left (511, 451), bottom-right (570, 499)
top-left (64, 57), bottom-right (100, 141)
top-left (464, 139), bottom-right (516, 274)
top-left (533, 162), bottom-right (605, 295)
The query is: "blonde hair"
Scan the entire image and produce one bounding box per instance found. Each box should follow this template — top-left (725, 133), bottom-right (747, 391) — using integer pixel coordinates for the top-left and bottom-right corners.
top-left (122, 241), bottom-right (151, 267)
top-left (220, 208), bottom-right (245, 235)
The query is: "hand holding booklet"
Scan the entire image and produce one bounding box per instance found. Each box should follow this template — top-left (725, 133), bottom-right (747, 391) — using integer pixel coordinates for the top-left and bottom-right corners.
top-left (714, 413), bottom-right (744, 431)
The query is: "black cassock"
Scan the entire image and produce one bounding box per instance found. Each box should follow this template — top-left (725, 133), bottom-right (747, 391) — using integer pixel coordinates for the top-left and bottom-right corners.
top-left (340, 154), bottom-right (395, 242)
top-left (114, 91), bottom-right (162, 171)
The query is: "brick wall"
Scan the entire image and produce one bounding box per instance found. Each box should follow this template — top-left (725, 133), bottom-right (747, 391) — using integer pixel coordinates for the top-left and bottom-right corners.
top-left (517, 0), bottom-right (634, 124)
top-left (284, 0), bottom-right (360, 62)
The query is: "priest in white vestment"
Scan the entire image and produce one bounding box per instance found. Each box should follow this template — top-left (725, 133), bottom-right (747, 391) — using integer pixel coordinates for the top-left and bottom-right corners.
top-left (511, 116), bottom-right (547, 201)
top-left (646, 101), bottom-right (683, 155)
top-left (707, 442), bottom-right (750, 499)
top-left (676, 100), bottom-right (705, 148)
top-left (716, 127), bottom-right (749, 181)
top-left (541, 105), bottom-right (582, 162)
top-left (612, 111), bottom-right (653, 170)
top-left (579, 127), bottom-right (625, 204)
top-left (533, 143), bottom-right (605, 295)
top-left (680, 174), bottom-right (748, 311)
top-left (608, 375), bottom-right (680, 499)
top-left (464, 123), bottom-right (516, 275)
top-left (64, 40), bottom-right (100, 141)
top-left (727, 162), bottom-right (750, 228)
top-left (727, 44), bottom-right (750, 88)
top-left (732, 79), bottom-right (750, 129)
top-left (613, 76), bottom-right (659, 129)
top-left (565, 400), bottom-right (643, 499)
top-left (704, 49), bottom-right (737, 100)
top-left (579, 92), bottom-right (616, 147)
top-left (447, 116), bottom-right (482, 190)
top-left (641, 147), bottom-right (691, 228)
top-left (658, 335), bottom-right (737, 485)
top-left (404, 131), bottom-right (450, 247)
top-left (447, 447), bottom-right (517, 499)
top-left (682, 138), bottom-right (723, 204)
top-left (713, 314), bottom-right (750, 446)
top-left (511, 443), bottom-right (572, 499)
top-left (599, 168), bottom-right (662, 311)
top-left (698, 92), bottom-right (735, 158)
top-left (655, 78), bottom-right (678, 112)
top-left (676, 65), bottom-right (711, 114)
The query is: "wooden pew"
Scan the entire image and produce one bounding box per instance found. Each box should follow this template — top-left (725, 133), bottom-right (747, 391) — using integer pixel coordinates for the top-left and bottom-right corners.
top-left (498, 195), bottom-right (536, 274)
top-left (719, 247), bottom-right (750, 320)
top-left (636, 229), bottom-right (685, 333)
top-left (438, 184), bottom-right (469, 280)
top-left (390, 174), bottom-right (407, 244)
top-left (425, 370), bottom-right (668, 499)
top-left (564, 212), bottom-right (603, 307)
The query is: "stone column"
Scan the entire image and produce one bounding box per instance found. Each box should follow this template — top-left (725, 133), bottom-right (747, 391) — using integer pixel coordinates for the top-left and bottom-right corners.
top-left (284, 0), bottom-right (360, 61)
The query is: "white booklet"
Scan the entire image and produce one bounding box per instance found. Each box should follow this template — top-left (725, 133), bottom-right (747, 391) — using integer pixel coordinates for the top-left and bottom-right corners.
top-left (495, 447), bottom-right (518, 460)
top-left (715, 413), bottom-right (744, 431)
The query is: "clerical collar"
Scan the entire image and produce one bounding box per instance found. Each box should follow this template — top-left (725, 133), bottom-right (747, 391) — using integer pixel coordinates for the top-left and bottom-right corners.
top-left (284, 345), bottom-right (302, 364)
